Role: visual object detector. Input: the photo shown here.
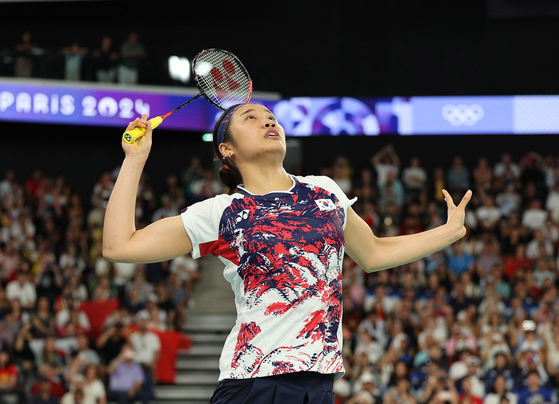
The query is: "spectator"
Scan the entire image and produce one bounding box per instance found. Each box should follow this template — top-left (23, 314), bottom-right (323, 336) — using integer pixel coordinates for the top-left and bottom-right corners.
top-left (476, 195), bottom-right (501, 234)
top-left (521, 199), bottom-right (548, 233)
top-left (495, 182), bottom-right (521, 218)
top-left (30, 376), bottom-right (60, 404)
top-left (189, 169), bottom-right (222, 203)
top-left (129, 316), bottom-right (160, 399)
top-left (14, 31), bottom-right (38, 78)
top-left (516, 370), bottom-right (556, 404)
top-left (61, 42), bottom-right (87, 81)
top-left (117, 33), bottom-right (146, 85)
top-left (494, 153), bottom-right (520, 187)
top-left (81, 364), bottom-right (106, 404)
top-left (447, 242), bottom-right (475, 281)
top-left (107, 346), bottom-right (147, 404)
top-left (402, 156), bottom-right (428, 201)
top-left (473, 157), bottom-right (493, 191)
top-left (31, 297), bottom-right (56, 338)
top-left (371, 144), bottom-right (400, 188)
top-left (93, 36), bottom-right (119, 83)
top-left (447, 156), bottom-right (471, 193)
top-left (484, 375), bottom-right (517, 404)
top-left (6, 268), bottom-right (36, 309)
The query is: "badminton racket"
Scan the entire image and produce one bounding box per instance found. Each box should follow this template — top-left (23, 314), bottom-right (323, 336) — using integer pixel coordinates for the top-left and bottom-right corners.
top-left (123, 48), bottom-right (253, 143)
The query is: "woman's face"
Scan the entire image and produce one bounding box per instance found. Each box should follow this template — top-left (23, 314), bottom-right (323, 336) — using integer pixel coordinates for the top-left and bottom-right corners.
top-left (223, 104), bottom-right (286, 165)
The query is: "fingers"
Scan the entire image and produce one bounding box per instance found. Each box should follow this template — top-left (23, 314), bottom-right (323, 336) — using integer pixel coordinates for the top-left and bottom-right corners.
top-left (458, 189), bottom-right (473, 208)
top-left (125, 115), bottom-right (148, 132)
top-left (443, 189), bottom-right (473, 209)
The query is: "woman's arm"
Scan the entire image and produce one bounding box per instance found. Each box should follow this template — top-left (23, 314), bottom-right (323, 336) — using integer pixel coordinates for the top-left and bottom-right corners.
top-left (345, 189), bottom-right (471, 273)
top-left (103, 116), bottom-right (192, 263)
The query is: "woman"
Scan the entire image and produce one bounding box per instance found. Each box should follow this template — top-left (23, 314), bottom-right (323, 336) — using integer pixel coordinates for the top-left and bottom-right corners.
top-left (31, 296), bottom-right (57, 338)
top-left (103, 104), bottom-right (472, 403)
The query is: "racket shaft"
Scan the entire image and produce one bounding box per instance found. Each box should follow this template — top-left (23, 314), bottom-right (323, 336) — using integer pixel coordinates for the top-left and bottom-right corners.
top-left (122, 116), bottom-right (163, 144)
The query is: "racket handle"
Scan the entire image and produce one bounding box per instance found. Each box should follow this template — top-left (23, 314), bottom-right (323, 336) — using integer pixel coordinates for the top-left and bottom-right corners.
top-left (122, 116), bottom-right (164, 144)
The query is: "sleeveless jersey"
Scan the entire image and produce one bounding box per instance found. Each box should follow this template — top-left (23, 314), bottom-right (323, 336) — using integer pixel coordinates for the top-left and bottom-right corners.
top-left (180, 175), bottom-right (356, 380)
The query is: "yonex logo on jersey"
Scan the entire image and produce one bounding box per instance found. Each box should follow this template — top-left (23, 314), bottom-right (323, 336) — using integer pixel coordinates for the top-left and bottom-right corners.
top-left (236, 209), bottom-right (249, 222)
top-left (315, 199), bottom-right (335, 211)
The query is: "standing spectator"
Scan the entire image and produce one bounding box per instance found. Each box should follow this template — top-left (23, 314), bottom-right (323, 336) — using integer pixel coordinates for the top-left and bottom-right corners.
top-left (93, 36), bottom-right (119, 83)
top-left (61, 42), bottom-right (87, 81)
top-left (14, 31), bottom-right (38, 78)
top-left (117, 33), bottom-right (146, 85)
top-left (6, 268), bottom-right (36, 309)
top-left (107, 346), bottom-right (147, 404)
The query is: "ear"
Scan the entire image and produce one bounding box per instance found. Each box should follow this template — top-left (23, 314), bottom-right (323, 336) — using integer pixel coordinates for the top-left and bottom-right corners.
top-left (219, 143), bottom-right (233, 158)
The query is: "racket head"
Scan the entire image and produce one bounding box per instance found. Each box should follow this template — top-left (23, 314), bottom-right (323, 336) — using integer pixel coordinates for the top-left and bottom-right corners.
top-left (192, 48), bottom-right (253, 111)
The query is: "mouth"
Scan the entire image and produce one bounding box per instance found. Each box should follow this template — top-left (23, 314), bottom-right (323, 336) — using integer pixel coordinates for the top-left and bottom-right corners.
top-left (265, 128), bottom-right (281, 139)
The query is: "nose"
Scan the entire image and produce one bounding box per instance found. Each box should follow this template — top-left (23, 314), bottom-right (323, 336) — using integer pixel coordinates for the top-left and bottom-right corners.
top-left (264, 119), bottom-right (275, 128)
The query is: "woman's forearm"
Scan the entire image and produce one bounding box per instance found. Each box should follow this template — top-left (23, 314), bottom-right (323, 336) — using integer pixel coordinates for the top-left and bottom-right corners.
top-left (366, 223), bottom-right (462, 272)
top-left (102, 156), bottom-right (146, 260)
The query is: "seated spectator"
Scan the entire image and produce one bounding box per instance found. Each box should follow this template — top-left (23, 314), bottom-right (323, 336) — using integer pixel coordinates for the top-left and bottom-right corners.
top-left (82, 364), bottom-right (106, 404)
top-left (525, 229), bottom-right (554, 260)
top-left (107, 346), bottom-right (147, 404)
top-left (383, 378), bottom-right (417, 404)
top-left (6, 268), bottom-right (37, 309)
top-left (495, 182), bottom-right (521, 219)
top-left (483, 351), bottom-right (515, 393)
top-left (476, 195), bottom-right (501, 234)
top-left (129, 316), bottom-right (160, 399)
top-left (447, 242), bottom-right (475, 281)
top-left (521, 199), bottom-right (547, 233)
top-left (484, 375), bottom-right (518, 404)
top-left (36, 337), bottom-right (65, 376)
top-left (516, 370), bottom-right (556, 404)
top-left (459, 377), bottom-right (483, 404)
top-left (0, 348), bottom-right (22, 402)
top-left (31, 297), bottom-right (57, 339)
top-left (96, 323), bottom-right (127, 366)
top-left (30, 376), bottom-right (60, 404)
top-left (60, 378), bottom-right (87, 404)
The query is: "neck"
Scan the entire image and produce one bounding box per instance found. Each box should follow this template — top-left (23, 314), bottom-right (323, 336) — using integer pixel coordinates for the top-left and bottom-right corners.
top-left (237, 163), bottom-right (292, 195)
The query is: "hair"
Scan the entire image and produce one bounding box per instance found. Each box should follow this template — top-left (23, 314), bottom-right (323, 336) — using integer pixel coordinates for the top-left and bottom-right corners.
top-left (213, 105), bottom-right (244, 195)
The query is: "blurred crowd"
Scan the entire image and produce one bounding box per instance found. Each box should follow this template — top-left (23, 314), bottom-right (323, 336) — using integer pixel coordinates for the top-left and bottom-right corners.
top-left (3, 143), bottom-right (559, 404)
top-left (7, 31), bottom-right (146, 85)
top-left (0, 160), bottom-right (206, 404)
top-left (332, 146), bottom-right (559, 404)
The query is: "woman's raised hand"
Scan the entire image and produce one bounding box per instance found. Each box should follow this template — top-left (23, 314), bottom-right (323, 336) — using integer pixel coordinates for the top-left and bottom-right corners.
top-left (122, 114), bottom-right (153, 159)
top-left (442, 189), bottom-right (472, 240)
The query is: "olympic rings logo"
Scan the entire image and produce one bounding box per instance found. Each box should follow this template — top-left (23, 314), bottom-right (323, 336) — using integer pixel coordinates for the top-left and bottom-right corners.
top-left (441, 104), bottom-right (484, 127)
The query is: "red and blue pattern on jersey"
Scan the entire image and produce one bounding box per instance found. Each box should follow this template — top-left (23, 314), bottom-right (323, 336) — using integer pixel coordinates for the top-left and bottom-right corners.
top-left (216, 179), bottom-right (346, 378)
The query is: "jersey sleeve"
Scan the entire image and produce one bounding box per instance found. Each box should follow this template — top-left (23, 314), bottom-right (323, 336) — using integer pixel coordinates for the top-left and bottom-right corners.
top-left (180, 194), bottom-right (238, 259)
top-left (296, 175), bottom-right (357, 229)
top-left (180, 197), bottom-right (220, 259)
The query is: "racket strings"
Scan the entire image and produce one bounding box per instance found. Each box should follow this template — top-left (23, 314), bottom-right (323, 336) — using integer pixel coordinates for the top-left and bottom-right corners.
top-left (194, 50), bottom-right (251, 110)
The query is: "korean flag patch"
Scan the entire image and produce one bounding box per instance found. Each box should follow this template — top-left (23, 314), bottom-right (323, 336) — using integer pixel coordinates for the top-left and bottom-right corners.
top-left (316, 199), bottom-right (336, 211)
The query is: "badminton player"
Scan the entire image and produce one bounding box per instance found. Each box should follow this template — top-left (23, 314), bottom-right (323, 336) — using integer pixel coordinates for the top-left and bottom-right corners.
top-left (103, 103), bottom-right (472, 403)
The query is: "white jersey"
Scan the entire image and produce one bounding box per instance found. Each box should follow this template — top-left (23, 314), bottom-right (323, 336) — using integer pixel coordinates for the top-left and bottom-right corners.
top-left (181, 175), bottom-right (355, 380)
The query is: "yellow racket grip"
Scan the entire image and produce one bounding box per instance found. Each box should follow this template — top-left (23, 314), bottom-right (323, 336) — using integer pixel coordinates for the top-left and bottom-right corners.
top-left (122, 116), bottom-right (164, 144)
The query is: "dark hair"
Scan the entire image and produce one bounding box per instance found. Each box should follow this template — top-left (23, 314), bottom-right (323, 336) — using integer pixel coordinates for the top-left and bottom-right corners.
top-left (212, 105), bottom-right (244, 195)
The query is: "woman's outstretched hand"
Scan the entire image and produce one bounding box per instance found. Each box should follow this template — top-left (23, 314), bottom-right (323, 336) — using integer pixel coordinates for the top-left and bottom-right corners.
top-left (442, 189), bottom-right (472, 240)
top-left (122, 114), bottom-right (153, 160)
